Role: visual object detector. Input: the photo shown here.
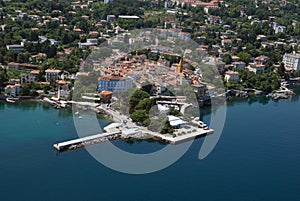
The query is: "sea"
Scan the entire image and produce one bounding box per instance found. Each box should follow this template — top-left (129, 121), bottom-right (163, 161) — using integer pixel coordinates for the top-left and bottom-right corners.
top-left (0, 94), bottom-right (300, 201)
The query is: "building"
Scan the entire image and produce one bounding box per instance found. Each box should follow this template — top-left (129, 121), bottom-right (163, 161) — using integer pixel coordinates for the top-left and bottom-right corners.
top-left (283, 53), bottom-right (300, 71)
top-left (224, 71), bottom-right (240, 82)
top-left (78, 38), bottom-right (98, 49)
top-left (21, 70), bottom-right (40, 84)
top-left (100, 90), bottom-right (113, 102)
top-left (57, 80), bottom-right (70, 100)
top-left (247, 63), bottom-right (265, 74)
top-left (7, 62), bottom-right (38, 70)
top-left (275, 25), bottom-right (286, 34)
top-left (5, 84), bottom-right (21, 96)
top-left (254, 55), bottom-right (270, 66)
top-left (6, 44), bottom-right (25, 52)
top-left (104, 0), bottom-right (114, 4)
top-left (45, 69), bottom-right (61, 82)
top-left (221, 39), bottom-right (232, 48)
top-left (232, 62), bottom-right (246, 70)
top-left (106, 15), bottom-right (116, 22)
top-left (167, 115), bottom-right (187, 128)
top-left (256, 34), bottom-right (267, 41)
top-left (193, 82), bottom-right (210, 102)
top-left (98, 76), bottom-right (133, 93)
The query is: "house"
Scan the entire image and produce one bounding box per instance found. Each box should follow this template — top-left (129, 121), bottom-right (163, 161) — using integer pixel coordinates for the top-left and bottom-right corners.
top-left (45, 69), bottom-right (61, 82)
top-left (232, 61), bottom-right (246, 70)
top-left (6, 44), bottom-right (25, 52)
top-left (254, 55), bottom-right (269, 66)
top-left (247, 63), bottom-right (265, 74)
top-left (57, 80), bottom-right (70, 100)
top-left (49, 39), bottom-right (60, 47)
top-left (224, 71), bottom-right (240, 82)
top-left (257, 34), bottom-right (267, 41)
top-left (21, 70), bottom-right (40, 84)
top-left (100, 90), bottom-right (113, 102)
top-left (221, 39), bottom-right (232, 48)
top-left (104, 0), bottom-right (114, 4)
top-left (178, 32), bottom-right (191, 40)
top-left (5, 84), bottom-right (21, 96)
top-left (275, 25), bottom-right (286, 33)
top-left (18, 12), bottom-right (28, 20)
top-left (78, 38), bottom-right (98, 49)
top-left (7, 62), bottom-right (38, 70)
top-left (129, 37), bottom-right (144, 45)
top-left (98, 76), bottom-right (133, 93)
top-left (283, 53), bottom-right (300, 70)
top-left (207, 15), bottom-right (222, 25)
top-left (106, 15), bottom-right (116, 22)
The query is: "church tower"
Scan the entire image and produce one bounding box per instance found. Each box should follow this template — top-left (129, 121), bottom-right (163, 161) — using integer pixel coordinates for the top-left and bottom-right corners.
top-left (177, 57), bottom-right (183, 73)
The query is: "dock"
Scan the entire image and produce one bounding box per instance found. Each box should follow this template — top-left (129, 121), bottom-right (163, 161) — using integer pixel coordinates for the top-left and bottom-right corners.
top-left (53, 126), bottom-right (213, 151)
top-left (53, 131), bottom-right (121, 151)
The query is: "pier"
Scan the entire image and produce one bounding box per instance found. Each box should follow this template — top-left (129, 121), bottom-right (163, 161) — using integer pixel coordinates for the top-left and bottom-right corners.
top-left (53, 131), bottom-right (121, 151)
top-left (53, 126), bottom-right (213, 151)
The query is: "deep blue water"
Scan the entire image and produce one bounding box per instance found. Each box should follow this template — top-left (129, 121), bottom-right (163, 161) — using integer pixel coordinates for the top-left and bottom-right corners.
top-left (0, 97), bottom-right (299, 201)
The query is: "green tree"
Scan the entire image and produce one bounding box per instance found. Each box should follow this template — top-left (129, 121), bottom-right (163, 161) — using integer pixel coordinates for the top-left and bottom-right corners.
top-left (130, 110), bottom-right (149, 124)
top-left (129, 89), bottom-right (150, 113)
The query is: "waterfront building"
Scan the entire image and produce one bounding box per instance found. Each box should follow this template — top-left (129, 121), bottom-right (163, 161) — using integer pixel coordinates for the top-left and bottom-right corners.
top-left (98, 76), bottom-right (133, 93)
top-left (283, 53), bottom-right (300, 71)
top-left (167, 115), bottom-right (187, 128)
top-left (5, 84), bottom-right (21, 96)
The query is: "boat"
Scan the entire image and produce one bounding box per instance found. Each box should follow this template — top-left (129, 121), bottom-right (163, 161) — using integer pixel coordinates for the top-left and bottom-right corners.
top-left (78, 116), bottom-right (83, 119)
top-left (75, 111), bottom-right (80, 115)
top-left (6, 97), bottom-right (19, 103)
top-left (6, 98), bottom-right (16, 103)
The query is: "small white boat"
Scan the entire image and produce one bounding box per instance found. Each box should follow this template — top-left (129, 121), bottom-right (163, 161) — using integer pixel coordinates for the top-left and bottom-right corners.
top-left (75, 111), bottom-right (79, 115)
top-left (78, 116), bottom-right (83, 119)
top-left (6, 97), bottom-right (19, 103)
top-left (6, 98), bottom-right (16, 103)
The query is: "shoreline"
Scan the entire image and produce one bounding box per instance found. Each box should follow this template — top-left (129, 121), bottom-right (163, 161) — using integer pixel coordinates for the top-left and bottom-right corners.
top-left (2, 88), bottom-right (299, 151)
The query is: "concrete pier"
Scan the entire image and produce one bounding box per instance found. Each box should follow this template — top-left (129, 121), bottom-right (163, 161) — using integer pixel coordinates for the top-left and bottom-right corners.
top-left (53, 131), bottom-right (121, 151)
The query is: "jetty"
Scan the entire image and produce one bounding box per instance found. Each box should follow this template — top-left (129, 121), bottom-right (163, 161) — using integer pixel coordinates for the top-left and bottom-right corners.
top-left (53, 125), bottom-right (213, 151)
top-left (53, 131), bottom-right (122, 151)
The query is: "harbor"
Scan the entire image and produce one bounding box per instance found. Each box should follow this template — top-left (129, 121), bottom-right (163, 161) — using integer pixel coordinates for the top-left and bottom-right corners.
top-left (53, 103), bottom-right (214, 151)
top-left (53, 125), bottom-right (213, 151)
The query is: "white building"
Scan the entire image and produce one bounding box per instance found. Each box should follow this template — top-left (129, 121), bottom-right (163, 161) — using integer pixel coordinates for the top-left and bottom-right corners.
top-left (104, 0), bottom-right (114, 4)
top-left (78, 38), bottom-right (98, 49)
top-left (6, 44), bottom-right (25, 52)
top-left (283, 53), bottom-right (300, 71)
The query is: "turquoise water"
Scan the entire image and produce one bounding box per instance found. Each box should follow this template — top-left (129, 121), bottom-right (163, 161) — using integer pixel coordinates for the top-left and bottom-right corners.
top-left (0, 98), bottom-right (300, 201)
